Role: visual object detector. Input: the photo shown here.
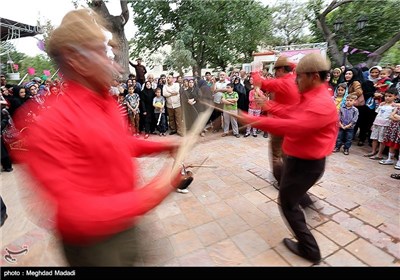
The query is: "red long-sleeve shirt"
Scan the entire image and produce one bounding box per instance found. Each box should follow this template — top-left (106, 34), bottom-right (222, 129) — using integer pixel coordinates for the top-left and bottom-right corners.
top-left (243, 84), bottom-right (338, 160)
top-left (253, 72), bottom-right (300, 107)
top-left (15, 81), bottom-right (174, 245)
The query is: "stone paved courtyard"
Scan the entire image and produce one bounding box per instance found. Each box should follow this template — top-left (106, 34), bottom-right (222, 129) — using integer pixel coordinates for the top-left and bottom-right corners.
top-left (1, 132), bottom-right (399, 267)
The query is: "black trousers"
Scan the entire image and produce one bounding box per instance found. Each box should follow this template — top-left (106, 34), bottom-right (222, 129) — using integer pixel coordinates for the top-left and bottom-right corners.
top-left (279, 156), bottom-right (325, 259)
top-left (270, 134), bottom-right (284, 184)
top-left (1, 139), bottom-right (12, 170)
top-left (1, 196), bottom-right (7, 226)
top-left (62, 226), bottom-right (139, 266)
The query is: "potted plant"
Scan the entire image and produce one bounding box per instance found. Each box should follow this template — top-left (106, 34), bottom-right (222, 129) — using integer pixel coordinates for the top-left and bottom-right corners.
top-left (6, 60), bottom-right (20, 81)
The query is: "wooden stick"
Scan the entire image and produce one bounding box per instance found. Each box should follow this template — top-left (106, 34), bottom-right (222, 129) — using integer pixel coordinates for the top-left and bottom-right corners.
top-left (198, 100), bottom-right (260, 127)
top-left (18, 73), bottom-right (28, 86)
top-left (185, 165), bottom-right (218, 168)
top-left (157, 107), bottom-right (213, 188)
top-left (50, 69), bottom-right (60, 80)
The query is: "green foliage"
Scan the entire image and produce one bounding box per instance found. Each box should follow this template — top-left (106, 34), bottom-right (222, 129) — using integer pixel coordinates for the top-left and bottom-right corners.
top-left (0, 42), bottom-right (26, 74)
top-left (0, 42), bottom-right (57, 80)
top-left (130, 0), bottom-right (273, 71)
top-left (381, 42), bottom-right (400, 67)
top-left (164, 39), bottom-right (196, 77)
top-left (271, 0), bottom-right (312, 45)
top-left (18, 55), bottom-right (58, 80)
top-left (307, 0), bottom-right (400, 66)
top-left (305, 0), bottom-right (325, 43)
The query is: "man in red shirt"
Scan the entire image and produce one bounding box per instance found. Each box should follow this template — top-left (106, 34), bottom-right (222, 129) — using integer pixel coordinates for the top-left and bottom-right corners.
top-left (14, 9), bottom-right (184, 266)
top-left (239, 53), bottom-right (337, 264)
top-left (252, 56), bottom-right (300, 189)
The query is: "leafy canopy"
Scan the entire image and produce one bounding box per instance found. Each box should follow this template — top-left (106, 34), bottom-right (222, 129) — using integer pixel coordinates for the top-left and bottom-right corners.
top-left (130, 0), bottom-right (273, 71)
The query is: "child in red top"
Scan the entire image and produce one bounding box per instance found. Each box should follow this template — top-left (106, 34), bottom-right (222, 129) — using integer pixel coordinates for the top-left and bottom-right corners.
top-left (244, 86), bottom-right (267, 137)
top-left (374, 68), bottom-right (393, 107)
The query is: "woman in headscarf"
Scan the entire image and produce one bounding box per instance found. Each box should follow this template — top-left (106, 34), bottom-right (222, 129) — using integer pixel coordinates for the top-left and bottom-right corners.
top-left (357, 66), bottom-right (382, 146)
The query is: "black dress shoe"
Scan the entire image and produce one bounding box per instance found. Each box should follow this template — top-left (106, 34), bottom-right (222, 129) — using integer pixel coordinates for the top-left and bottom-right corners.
top-left (169, 131), bottom-right (177, 135)
top-left (283, 238), bottom-right (321, 264)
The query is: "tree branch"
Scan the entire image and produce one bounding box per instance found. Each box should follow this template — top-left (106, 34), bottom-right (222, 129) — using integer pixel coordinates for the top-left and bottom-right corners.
top-left (91, 0), bottom-right (111, 18)
top-left (119, 0), bottom-right (129, 26)
top-left (321, 0), bottom-right (354, 16)
top-left (367, 31), bottom-right (400, 67)
top-left (318, 0), bottom-right (355, 66)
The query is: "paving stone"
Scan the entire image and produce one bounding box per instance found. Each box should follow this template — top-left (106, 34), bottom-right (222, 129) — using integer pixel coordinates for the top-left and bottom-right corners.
top-left (316, 221), bottom-right (357, 247)
top-left (353, 224), bottom-right (394, 251)
top-left (155, 201), bottom-right (182, 219)
top-left (311, 200), bottom-right (340, 216)
top-left (161, 213), bottom-right (190, 235)
top-left (345, 238), bottom-right (395, 266)
top-left (205, 201), bottom-right (235, 219)
top-left (378, 221), bottom-right (400, 240)
top-left (312, 230), bottom-right (340, 258)
top-left (136, 220), bottom-right (169, 244)
top-left (207, 239), bottom-right (247, 266)
top-left (259, 186), bottom-right (279, 200)
top-left (256, 200), bottom-right (281, 220)
top-left (332, 212), bottom-right (364, 232)
top-left (309, 185), bottom-right (334, 200)
top-left (349, 206), bottom-right (386, 227)
top-left (194, 221), bottom-right (228, 246)
top-left (182, 205), bottom-right (214, 228)
top-left (325, 193), bottom-right (359, 211)
top-left (243, 191), bottom-right (270, 206)
top-left (178, 248), bottom-right (216, 266)
top-left (249, 249), bottom-right (289, 266)
top-left (2, 132), bottom-right (398, 267)
top-left (363, 197), bottom-right (399, 219)
top-left (216, 213), bottom-right (250, 237)
top-left (141, 237), bottom-right (175, 265)
top-left (231, 229), bottom-right (270, 258)
top-left (196, 190), bottom-right (222, 205)
top-left (169, 229), bottom-right (204, 257)
top-left (253, 219), bottom-right (292, 248)
top-left (324, 249), bottom-right (367, 266)
top-left (304, 208), bottom-right (329, 228)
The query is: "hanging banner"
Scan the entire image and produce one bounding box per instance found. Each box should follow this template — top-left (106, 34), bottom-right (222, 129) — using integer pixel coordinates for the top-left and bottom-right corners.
top-left (280, 49), bottom-right (322, 63)
top-left (343, 45), bottom-right (377, 57)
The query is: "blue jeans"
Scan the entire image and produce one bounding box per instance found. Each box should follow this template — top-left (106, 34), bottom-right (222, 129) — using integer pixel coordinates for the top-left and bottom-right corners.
top-left (335, 128), bottom-right (354, 149)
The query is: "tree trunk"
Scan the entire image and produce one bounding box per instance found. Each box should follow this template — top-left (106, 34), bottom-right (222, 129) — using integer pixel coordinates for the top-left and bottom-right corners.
top-left (112, 25), bottom-right (130, 78)
top-left (192, 65), bottom-right (200, 77)
top-left (90, 0), bottom-right (130, 79)
top-left (316, 0), bottom-right (354, 67)
top-left (317, 16), bottom-right (349, 67)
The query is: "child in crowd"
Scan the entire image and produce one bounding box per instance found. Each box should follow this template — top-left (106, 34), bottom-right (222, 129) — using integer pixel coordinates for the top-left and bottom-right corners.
top-left (153, 87), bottom-right (167, 136)
top-left (364, 88), bottom-right (397, 160)
top-left (333, 83), bottom-right (348, 112)
top-left (373, 68), bottom-right (393, 108)
top-left (125, 85), bottom-right (141, 137)
top-left (333, 94), bottom-right (359, 155)
top-left (221, 83), bottom-right (240, 138)
top-left (117, 93), bottom-right (129, 132)
top-left (245, 86), bottom-right (266, 137)
top-left (379, 103), bottom-right (400, 168)
top-left (329, 68), bottom-right (342, 90)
